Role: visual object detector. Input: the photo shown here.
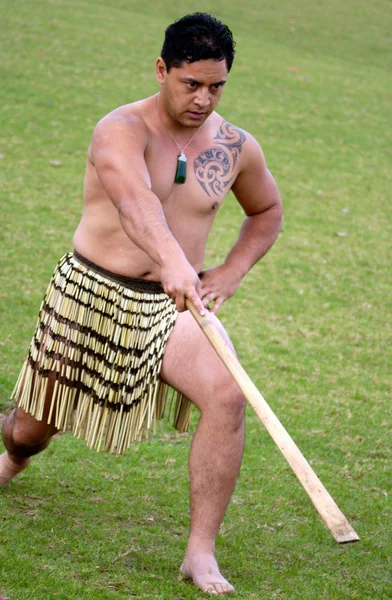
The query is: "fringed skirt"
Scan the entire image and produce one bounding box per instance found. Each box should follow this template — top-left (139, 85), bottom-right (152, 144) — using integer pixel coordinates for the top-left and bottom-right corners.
top-left (11, 251), bottom-right (192, 454)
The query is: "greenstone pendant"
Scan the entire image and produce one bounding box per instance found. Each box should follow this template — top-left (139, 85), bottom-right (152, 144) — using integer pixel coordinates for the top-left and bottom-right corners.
top-left (174, 152), bottom-right (187, 184)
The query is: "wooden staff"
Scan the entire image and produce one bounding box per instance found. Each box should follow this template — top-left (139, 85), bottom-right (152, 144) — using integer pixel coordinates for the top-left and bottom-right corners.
top-left (186, 300), bottom-right (359, 544)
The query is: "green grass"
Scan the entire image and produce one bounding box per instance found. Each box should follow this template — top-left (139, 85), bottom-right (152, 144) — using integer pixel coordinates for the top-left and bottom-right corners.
top-left (0, 0), bottom-right (391, 598)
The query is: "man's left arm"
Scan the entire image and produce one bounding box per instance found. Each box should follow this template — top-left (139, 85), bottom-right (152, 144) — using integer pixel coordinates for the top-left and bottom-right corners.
top-left (200, 133), bottom-right (283, 313)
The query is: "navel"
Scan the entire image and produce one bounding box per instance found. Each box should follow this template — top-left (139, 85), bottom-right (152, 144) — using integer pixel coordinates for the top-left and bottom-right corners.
top-left (211, 202), bottom-right (219, 211)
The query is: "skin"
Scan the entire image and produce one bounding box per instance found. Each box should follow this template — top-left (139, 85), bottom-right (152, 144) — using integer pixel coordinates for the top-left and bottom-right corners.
top-left (1, 56), bottom-right (283, 595)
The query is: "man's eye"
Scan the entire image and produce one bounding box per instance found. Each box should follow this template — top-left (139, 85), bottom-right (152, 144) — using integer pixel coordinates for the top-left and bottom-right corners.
top-left (188, 82), bottom-right (198, 88)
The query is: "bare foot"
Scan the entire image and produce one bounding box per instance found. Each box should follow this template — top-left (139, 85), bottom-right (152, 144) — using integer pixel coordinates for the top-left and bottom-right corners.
top-left (0, 451), bottom-right (30, 487)
top-left (180, 553), bottom-right (234, 595)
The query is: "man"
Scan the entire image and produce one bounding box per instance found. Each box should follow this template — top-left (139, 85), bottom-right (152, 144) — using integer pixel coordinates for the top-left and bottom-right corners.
top-left (0, 13), bottom-right (282, 596)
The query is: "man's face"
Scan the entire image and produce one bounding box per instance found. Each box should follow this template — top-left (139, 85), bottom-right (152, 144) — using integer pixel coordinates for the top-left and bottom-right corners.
top-left (156, 58), bottom-right (228, 127)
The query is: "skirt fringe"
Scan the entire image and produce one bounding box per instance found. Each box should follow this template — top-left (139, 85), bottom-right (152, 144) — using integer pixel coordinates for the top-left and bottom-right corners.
top-left (11, 252), bottom-right (192, 454)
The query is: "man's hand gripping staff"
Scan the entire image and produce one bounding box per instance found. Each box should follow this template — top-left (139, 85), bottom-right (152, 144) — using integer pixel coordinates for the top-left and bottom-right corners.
top-left (160, 253), bottom-right (206, 315)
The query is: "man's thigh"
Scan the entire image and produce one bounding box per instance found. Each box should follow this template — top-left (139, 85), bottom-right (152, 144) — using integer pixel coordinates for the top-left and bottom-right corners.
top-left (160, 310), bottom-right (238, 412)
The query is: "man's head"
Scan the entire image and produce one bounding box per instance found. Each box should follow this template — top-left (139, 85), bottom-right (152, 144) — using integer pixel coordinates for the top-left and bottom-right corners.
top-left (160, 12), bottom-right (236, 73)
top-left (157, 13), bottom-right (235, 128)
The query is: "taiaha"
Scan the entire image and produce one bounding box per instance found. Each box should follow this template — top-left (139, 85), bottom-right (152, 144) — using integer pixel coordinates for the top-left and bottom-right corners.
top-left (186, 299), bottom-right (360, 545)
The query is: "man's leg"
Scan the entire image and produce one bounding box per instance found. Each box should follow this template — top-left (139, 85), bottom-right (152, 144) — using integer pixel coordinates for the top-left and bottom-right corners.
top-left (0, 372), bottom-right (58, 487)
top-left (160, 311), bottom-right (246, 595)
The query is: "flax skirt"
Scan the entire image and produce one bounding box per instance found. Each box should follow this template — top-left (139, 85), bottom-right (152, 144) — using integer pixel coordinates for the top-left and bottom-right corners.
top-left (11, 251), bottom-right (192, 454)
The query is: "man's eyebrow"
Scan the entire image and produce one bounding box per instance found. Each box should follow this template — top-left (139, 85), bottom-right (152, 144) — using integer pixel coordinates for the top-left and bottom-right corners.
top-left (181, 76), bottom-right (227, 85)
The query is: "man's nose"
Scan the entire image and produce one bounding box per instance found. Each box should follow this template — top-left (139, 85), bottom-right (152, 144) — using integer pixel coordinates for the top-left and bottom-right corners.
top-left (194, 87), bottom-right (210, 108)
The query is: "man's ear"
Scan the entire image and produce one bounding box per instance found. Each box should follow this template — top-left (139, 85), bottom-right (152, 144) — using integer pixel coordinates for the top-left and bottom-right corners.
top-left (156, 57), bottom-right (167, 84)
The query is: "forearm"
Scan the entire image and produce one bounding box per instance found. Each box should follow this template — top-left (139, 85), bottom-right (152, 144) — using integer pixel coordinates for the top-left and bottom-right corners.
top-left (224, 203), bottom-right (283, 279)
top-left (92, 117), bottom-right (186, 268)
top-left (117, 192), bottom-right (185, 267)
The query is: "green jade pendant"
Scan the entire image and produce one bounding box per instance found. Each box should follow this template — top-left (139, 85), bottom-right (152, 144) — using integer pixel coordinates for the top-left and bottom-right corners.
top-left (174, 152), bottom-right (187, 184)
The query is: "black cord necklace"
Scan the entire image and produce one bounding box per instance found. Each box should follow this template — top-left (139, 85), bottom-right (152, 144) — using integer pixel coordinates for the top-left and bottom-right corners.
top-left (156, 95), bottom-right (207, 184)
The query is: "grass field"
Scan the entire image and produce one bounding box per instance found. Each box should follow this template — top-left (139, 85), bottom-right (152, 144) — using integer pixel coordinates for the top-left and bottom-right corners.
top-left (0, 0), bottom-right (391, 598)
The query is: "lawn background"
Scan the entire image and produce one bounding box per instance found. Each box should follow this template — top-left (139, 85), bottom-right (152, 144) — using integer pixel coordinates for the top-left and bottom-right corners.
top-left (0, 0), bottom-right (391, 598)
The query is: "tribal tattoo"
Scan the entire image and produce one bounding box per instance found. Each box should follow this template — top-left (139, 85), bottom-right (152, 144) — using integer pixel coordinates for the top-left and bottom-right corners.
top-left (193, 122), bottom-right (246, 197)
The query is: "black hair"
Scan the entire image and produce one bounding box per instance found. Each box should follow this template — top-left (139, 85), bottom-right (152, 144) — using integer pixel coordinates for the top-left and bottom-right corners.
top-left (161, 12), bottom-right (236, 72)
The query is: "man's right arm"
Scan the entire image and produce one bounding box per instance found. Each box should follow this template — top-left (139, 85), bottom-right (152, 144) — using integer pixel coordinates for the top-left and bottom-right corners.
top-left (91, 114), bottom-right (205, 314)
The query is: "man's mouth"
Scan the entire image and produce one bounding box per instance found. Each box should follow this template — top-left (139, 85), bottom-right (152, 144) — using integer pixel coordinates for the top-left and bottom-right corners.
top-left (188, 111), bottom-right (206, 119)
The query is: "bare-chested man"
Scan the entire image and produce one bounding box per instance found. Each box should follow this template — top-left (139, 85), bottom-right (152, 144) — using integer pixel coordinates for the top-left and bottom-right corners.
top-left (0, 13), bottom-right (282, 596)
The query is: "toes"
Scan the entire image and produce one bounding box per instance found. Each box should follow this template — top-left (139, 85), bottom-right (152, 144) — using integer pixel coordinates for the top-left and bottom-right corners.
top-left (204, 586), bottom-right (218, 596)
top-left (203, 583), bottom-right (234, 596)
top-left (179, 555), bottom-right (234, 595)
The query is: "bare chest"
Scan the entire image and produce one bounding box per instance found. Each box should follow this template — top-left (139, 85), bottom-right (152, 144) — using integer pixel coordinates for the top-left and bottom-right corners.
top-left (145, 121), bottom-right (246, 216)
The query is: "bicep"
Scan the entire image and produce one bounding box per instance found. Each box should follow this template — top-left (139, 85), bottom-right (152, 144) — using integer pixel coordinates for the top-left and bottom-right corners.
top-left (232, 138), bottom-right (281, 216)
top-left (91, 116), bottom-right (151, 210)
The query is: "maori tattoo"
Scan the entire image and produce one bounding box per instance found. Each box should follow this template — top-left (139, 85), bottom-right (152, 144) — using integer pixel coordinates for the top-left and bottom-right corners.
top-left (194, 122), bottom-right (246, 197)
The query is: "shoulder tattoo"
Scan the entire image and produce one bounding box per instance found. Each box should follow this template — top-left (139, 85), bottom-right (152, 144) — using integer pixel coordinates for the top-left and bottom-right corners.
top-left (193, 122), bottom-right (246, 197)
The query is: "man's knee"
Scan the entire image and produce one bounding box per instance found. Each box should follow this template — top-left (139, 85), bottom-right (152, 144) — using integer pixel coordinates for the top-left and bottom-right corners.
top-left (6, 432), bottom-right (51, 458)
top-left (207, 377), bottom-right (246, 429)
top-left (2, 412), bottom-right (53, 458)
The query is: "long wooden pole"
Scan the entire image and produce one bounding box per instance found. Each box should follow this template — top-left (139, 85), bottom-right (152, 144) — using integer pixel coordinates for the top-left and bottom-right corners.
top-left (186, 300), bottom-right (359, 544)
